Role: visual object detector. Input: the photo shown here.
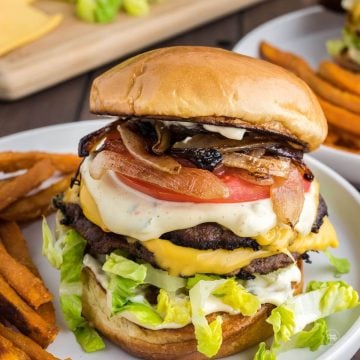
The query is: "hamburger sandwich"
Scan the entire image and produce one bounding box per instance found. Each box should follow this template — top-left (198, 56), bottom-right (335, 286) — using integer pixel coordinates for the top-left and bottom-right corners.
top-left (43, 46), bottom-right (359, 359)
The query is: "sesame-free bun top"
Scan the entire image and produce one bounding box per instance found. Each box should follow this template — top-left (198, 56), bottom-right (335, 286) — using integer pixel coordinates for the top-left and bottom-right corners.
top-left (90, 46), bottom-right (327, 151)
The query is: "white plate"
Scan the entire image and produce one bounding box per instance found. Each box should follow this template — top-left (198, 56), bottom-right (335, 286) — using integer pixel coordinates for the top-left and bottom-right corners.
top-left (233, 5), bottom-right (360, 187)
top-left (0, 120), bottom-right (359, 360)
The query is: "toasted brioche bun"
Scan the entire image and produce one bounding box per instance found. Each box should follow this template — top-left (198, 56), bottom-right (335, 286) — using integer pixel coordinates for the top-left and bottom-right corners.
top-left (81, 260), bottom-right (303, 360)
top-left (90, 46), bottom-right (326, 150)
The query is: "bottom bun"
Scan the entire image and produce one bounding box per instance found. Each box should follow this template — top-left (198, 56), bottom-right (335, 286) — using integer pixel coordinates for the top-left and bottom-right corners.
top-left (81, 261), bottom-right (303, 360)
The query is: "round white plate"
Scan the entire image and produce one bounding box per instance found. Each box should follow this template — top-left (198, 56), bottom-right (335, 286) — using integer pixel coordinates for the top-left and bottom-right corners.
top-left (233, 5), bottom-right (360, 188)
top-left (0, 120), bottom-right (359, 360)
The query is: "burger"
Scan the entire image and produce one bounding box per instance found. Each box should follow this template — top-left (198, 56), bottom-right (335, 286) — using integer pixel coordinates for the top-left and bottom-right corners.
top-left (43, 46), bottom-right (359, 359)
top-left (327, 0), bottom-right (360, 72)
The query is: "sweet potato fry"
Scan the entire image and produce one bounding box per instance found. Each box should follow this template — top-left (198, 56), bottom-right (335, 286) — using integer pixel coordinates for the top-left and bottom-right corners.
top-left (0, 274), bottom-right (58, 348)
top-left (0, 242), bottom-right (52, 309)
top-left (0, 334), bottom-right (30, 360)
top-left (318, 97), bottom-right (360, 136)
top-left (319, 60), bottom-right (360, 96)
top-left (260, 41), bottom-right (360, 114)
top-left (0, 222), bottom-right (56, 325)
top-left (0, 159), bottom-right (55, 212)
top-left (0, 175), bottom-right (73, 222)
top-left (0, 152), bottom-right (81, 174)
top-left (0, 323), bottom-right (59, 360)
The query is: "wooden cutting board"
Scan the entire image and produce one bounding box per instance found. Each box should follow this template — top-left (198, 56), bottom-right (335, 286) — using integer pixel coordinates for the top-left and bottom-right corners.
top-left (0, 0), bottom-right (263, 101)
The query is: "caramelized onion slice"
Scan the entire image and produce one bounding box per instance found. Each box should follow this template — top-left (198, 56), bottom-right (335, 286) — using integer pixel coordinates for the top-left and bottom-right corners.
top-left (270, 165), bottom-right (304, 226)
top-left (79, 119), bottom-right (123, 157)
top-left (118, 123), bottom-right (181, 175)
top-left (152, 122), bottom-right (171, 155)
top-left (90, 150), bottom-right (229, 200)
top-left (222, 153), bottom-right (291, 178)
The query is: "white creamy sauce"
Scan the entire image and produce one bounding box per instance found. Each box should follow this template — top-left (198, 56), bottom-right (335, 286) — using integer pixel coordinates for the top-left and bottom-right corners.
top-left (294, 181), bottom-right (318, 235)
top-left (203, 124), bottom-right (246, 140)
top-left (83, 254), bottom-right (109, 289)
top-left (81, 158), bottom-right (317, 240)
top-left (245, 263), bottom-right (302, 306)
top-left (163, 121), bottom-right (247, 140)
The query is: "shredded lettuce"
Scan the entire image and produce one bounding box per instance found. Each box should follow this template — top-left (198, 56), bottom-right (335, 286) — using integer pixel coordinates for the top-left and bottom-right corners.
top-left (254, 342), bottom-right (276, 360)
top-left (59, 230), bottom-right (105, 352)
top-left (42, 217), bottom-right (63, 269)
top-left (189, 280), bottom-right (225, 357)
top-left (144, 263), bottom-right (186, 292)
top-left (102, 251), bottom-right (147, 282)
top-left (123, 0), bottom-right (149, 16)
top-left (119, 302), bottom-right (163, 327)
top-left (326, 39), bottom-right (346, 56)
top-left (294, 319), bottom-right (330, 351)
top-left (186, 274), bottom-right (221, 290)
top-left (76, 0), bottom-right (122, 23)
top-left (156, 289), bottom-right (191, 325)
top-left (212, 279), bottom-right (261, 316)
top-left (323, 250), bottom-right (350, 277)
top-left (107, 274), bottom-right (139, 314)
top-left (255, 280), bottom-right (359, 359)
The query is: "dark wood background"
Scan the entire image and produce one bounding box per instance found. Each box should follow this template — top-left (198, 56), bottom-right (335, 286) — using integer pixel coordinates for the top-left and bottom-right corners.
top-left (0, 0), bottom-right (358, 358)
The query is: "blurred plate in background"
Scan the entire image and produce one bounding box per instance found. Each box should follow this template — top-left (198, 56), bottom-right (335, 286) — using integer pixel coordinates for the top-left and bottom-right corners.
top-left (233, 6), bottom-right (360, 187)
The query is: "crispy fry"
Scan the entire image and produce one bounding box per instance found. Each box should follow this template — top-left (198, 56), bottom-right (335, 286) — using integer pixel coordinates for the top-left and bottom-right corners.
top-left (0, 334), bottom-right (30, 360)
top-left (0, 222), bottom-right (56, 325)
top-left (0, 274), bottom-right (58, 348)
top-left (0, 159), bottom-right (55, 212)
top-left (0, 323), bottom-right (59, 360)
top-left (260, 42), bottom-right (360, 114)
top-left (0, 175), bottom-right (73, 222)
top-left (319, 60), bottom-right (360, 96)
top-left (0, 242), bottom-right (52, 309)
top-left (0, 152), bottom-right (81, 174)
top-left (318, 97), bottom-right (360, 136)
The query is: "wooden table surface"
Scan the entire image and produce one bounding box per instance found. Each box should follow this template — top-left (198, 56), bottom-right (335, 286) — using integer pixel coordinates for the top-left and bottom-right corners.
top-left (0, 0), bottom-right (358, 358)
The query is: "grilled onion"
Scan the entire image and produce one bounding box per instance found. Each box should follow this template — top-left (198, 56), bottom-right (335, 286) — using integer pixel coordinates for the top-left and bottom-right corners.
top-left (118, 123), bottom-right (181, 175)
top-left (90, 150), bottom-right (230, 200)
top-left (222, 153), bottom-right (291, 178)
top-left (270, 165), bottom-right (304, 226)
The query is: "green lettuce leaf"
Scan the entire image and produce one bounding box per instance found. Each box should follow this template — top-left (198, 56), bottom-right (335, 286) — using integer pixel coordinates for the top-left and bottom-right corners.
top-left (76, 0), bottom-right (122, 23)
top-left (186, 274), bottom-right (221, 289)
top-left (74, 325), bottom-right (106, 352)
top-left (212, 279), bottom-right (261, 316)
top-left (326, 39), bottom-right (346, 56)
top-left (59, 230), bottom-right (105, 352)
top-left (266, 305), bottom-right (295, 347)
top-left (119, 302), bottom-right (163, 327)
top-left (42, 217), bottom-right (63, 269)
top-left (323, 250), bottom-right (350, 277)
top-left (145, 263), bottom-right (186, 292)
top-left (294, 319), bottom-right (330, 351)
top-left (107, 274), bottom-right (139, 314)
top-left (189, 279), bottom-right (225, 357)
top-left (102, 251), bottom-right (147, 282)
top-left (123, 0), bottom-right (149, 16)
top-left (156, 289), bottom-right (191, 325)
top-left (253, 342), bottom-right (276, 360)
top-left (255, 280), bottom-right (359, 359)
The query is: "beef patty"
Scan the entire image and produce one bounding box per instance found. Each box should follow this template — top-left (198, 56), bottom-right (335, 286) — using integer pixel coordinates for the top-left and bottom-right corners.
top-left (53, 196), bottom-right (324, 278)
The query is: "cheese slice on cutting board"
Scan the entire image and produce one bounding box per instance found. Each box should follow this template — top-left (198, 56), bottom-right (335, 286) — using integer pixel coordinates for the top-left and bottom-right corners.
top-left (0, 0), bottom-right (63, 56)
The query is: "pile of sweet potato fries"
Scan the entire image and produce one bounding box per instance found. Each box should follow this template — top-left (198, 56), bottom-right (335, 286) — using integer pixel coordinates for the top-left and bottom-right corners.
top-left (260, 42), bottom-right (360, 154)
top-left (0, 151), bottom-right (81, 359)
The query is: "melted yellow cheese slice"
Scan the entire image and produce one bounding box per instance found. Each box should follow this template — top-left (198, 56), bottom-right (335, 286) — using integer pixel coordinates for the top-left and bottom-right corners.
top-left (142, 218), bottom-right (338, 276)
top-left (0, 0), bottom-right (62, 56)
top-left (79, 182), bottom-right (338, 276)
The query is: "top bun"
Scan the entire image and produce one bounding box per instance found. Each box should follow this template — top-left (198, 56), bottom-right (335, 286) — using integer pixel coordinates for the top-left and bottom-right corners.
top-left (90, 46), bottom-right (327, 150)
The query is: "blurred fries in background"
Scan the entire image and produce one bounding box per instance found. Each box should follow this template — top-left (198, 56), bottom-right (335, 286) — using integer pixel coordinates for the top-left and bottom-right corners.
top-left (260, 41), bottom-right (360, 154)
